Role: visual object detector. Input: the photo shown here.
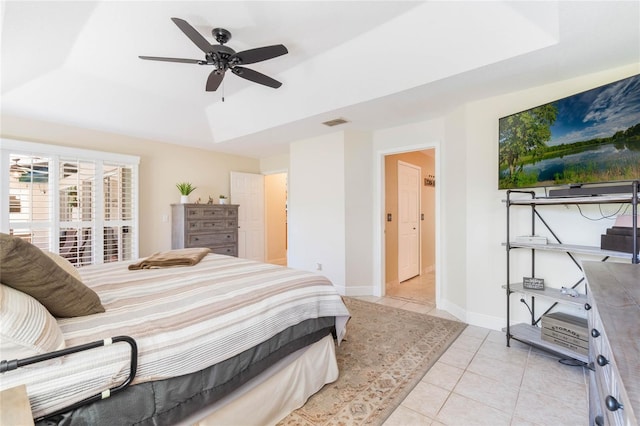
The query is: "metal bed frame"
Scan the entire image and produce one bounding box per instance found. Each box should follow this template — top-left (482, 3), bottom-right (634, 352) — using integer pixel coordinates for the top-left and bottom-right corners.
top-left (1, 335), bottom-right (138, 423)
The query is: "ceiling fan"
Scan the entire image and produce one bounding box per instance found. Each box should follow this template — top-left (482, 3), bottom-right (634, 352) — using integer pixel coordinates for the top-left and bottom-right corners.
top-left (10, 158), bottom-right (50, 180)
top-left (139, 18), bottom-right (288, 92)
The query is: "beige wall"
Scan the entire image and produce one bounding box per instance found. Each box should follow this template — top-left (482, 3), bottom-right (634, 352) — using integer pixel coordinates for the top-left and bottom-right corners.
top-left (265, 173), bottom-right (287, 265)
top-left (1, 115), bottom-right (260, 256)
top-left (384, 150), bottom-right (435, 285)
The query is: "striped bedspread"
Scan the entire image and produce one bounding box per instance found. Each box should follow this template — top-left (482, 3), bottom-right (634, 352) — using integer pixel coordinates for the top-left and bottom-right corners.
top-left (1, 254), bottom-right (350, 418)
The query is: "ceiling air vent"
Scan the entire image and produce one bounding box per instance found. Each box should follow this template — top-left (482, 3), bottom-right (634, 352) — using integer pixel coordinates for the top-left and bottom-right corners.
top-left (322, 118), bottom-right (349, 127)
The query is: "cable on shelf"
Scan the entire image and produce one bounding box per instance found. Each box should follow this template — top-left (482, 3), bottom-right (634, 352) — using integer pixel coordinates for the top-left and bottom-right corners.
top-left (559, 358), bottom-right (587, 368)
top-left (520, 298), bottom-right (534, 317)
top-left (576, 202), bottom-right (629, 221)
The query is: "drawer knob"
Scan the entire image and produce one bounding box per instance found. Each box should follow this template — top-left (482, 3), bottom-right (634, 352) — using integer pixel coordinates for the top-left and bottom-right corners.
top-left (591, 328), bottom-right (600, 338)
top-left (605, 395), bottom-right (623, 412)
top-left (596, 355), bottom-right (609, 367)
top-left (584, 303), bottom-right (592, 310)
top-left (194, 237), bottom-right (199, 241)
top-left (594, 415), bottom-right (604, 426)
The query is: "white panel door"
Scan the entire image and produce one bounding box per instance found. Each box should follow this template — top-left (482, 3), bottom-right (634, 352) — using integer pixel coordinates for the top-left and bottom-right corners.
top-left (230, 171), bottom-right (265, 261)
top-left (398, 161), bottom-right (420, 282)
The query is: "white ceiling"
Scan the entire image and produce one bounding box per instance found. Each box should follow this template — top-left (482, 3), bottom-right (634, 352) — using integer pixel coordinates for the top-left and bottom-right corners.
top-left (2, 1), bottom-right (639, 158)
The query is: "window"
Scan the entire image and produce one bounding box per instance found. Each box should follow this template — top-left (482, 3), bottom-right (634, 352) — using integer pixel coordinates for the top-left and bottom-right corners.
top-left (1, 139), bottom-right (139, 266)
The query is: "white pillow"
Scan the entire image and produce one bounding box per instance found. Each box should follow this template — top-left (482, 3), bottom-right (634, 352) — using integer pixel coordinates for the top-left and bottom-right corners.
top-left (0, 284), bottom-right (66, 360)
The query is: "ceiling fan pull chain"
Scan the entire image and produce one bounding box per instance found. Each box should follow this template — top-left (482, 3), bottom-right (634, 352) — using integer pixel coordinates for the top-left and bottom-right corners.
top-left (222, 80), bottom-right (225, 102)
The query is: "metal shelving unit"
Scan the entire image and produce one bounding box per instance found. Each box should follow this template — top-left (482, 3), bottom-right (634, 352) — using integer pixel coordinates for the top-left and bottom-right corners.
top-left (504, 181), bottom-right (639, 361)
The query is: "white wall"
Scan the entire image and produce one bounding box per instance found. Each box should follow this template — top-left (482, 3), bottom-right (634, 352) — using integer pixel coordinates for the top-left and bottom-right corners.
top-left (289, 133), bottom-right (346, 291)
top-left (457, 64), bottom-right (640, 329)
top-left (264, 63), bottom-right (639, 329)
top-left (344, 63), bottom-right (640, 329)
top-left (260, 154), bottom-right (289, 174)
top-left (287, 130), bottom-right (375, 295)
top-left (344, 131), bottom-right (374, 295)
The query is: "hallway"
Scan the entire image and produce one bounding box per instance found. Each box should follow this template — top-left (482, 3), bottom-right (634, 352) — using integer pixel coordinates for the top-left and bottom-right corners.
top-left (386, 271), bottom-right (435, 305)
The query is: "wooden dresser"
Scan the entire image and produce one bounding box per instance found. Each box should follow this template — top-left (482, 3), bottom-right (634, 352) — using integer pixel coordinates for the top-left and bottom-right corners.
top-left (583, 261), bottom-right (639, 426)
top-left (171, 204), bottom-right (238, 257)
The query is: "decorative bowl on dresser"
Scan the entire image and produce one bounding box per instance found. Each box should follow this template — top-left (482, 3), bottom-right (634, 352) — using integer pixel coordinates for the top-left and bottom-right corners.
top-left (171, 204), bottom-right (238, 256)
top-left (583, 261), bottom-right (639, 426)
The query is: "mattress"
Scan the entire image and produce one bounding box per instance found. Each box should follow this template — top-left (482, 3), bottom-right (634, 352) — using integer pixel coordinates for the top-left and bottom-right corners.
top-left (1, 254), bottom-right (350, 422)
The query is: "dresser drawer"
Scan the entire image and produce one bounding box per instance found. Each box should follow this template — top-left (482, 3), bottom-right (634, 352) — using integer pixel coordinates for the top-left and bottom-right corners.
top-left (186, 219), bottom-right (237, 231)
top-left (187, 232), bottom-right (236, 247)
top-left (210, 245), bottom-right (237, 256)
top-left (186, 206), bottom-right (237, 219)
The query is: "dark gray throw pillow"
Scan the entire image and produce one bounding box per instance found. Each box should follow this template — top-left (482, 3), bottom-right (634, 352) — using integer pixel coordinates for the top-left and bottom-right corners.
top-left (0, 233), bottom-right (105, 317)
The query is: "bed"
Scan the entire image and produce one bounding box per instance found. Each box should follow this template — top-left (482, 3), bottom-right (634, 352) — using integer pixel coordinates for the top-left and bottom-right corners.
top-left (0, 234), bottom-right (350, 425)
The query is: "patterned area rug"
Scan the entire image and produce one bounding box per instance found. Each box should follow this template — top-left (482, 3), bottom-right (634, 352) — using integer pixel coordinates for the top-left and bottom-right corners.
top-left (278, 297), bottom-right (466, 425)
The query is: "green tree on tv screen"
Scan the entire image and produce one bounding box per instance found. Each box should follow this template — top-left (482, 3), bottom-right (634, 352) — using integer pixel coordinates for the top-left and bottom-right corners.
top-left (499, 104), bottom-right (557, 188)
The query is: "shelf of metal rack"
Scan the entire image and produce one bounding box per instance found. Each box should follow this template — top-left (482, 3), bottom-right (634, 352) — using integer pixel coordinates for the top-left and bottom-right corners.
top-left (504, 323), bottom-right (589, 363)
top-left (503, 181), bottom-right (639, 362)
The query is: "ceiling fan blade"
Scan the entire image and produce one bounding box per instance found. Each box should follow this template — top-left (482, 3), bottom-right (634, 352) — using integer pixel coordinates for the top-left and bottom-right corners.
top-left (232, 44), bottom-right (288, 65)
top-left (171, 17), bottom-right (213, 54)
top-left (231, 67), bottom-right (282, 88)
top-left (206, 70), bottom-right (225, 91)
top-left (139, 56), bottom-right (202, 64)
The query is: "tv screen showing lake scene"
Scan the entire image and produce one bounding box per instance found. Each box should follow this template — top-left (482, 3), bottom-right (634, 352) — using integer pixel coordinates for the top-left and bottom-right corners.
top-left (498, 74), bottom-right (640, 189)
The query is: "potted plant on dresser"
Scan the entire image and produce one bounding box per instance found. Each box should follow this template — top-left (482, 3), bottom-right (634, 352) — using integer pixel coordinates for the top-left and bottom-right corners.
top-left (176, 182), bottom-right (196, 204)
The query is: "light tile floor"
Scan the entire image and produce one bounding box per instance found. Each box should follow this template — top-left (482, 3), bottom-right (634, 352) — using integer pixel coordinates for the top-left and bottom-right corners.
top-left (356, 274), bottom-right (590, 426)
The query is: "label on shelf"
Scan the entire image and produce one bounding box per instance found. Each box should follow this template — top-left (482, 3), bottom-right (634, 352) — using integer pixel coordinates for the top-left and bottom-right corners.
top-left (523, 277), bottom-right (544, 290)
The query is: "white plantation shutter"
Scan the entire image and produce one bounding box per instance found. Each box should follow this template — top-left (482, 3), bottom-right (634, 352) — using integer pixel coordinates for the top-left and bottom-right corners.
top-left (59, 158), bottom-right (96, 265)
top-left (103, 163), bottom-right (136, 262)
top-left (1, 140), bottom-right (139, 266)
top-left (7, 154), bottom-right (52, 249)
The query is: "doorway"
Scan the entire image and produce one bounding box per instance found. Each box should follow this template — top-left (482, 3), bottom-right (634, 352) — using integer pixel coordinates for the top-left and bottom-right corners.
top-left (383, 149), bottom-right (436, 304)
top-left (265, 173), bottom-right (288, 266)
top-left (231, 171), bottom-right (288, 265)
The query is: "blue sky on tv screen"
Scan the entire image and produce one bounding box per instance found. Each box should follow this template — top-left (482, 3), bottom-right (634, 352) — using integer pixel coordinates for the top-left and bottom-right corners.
top-left (548, 74), bottom-right (640, 146)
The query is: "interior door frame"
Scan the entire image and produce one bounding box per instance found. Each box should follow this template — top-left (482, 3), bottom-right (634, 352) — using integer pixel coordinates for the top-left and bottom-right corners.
top-left (374, 142), bottom-right (441, 307)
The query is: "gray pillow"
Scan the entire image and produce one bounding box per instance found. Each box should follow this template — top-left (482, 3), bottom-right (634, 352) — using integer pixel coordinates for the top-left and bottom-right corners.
top-left (0, 233), bottom-right (105, 317)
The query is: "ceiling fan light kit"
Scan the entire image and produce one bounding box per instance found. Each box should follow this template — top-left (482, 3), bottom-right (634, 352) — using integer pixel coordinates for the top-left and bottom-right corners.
top-left (139, 18), bottom-right (288, 93)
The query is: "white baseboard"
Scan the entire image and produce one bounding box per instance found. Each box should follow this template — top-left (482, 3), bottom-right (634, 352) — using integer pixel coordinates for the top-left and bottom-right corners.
top-left (465, 311), bottom-right (504, 331)
top-left (438, 299), bottom-right (466, 322)
top-left (436, 299), bottom-right (503, 330)
top-left (340, 285), bottom-right (375, 297)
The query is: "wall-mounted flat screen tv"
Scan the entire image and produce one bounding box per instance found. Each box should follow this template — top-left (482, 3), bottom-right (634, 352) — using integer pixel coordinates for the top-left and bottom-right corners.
top-left (498, 74), bottom-right (640, 189)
